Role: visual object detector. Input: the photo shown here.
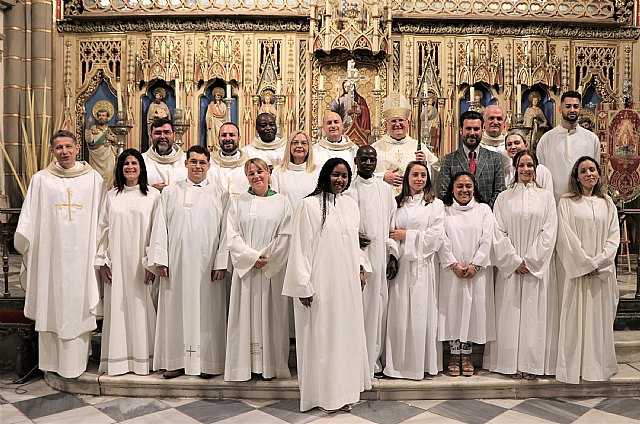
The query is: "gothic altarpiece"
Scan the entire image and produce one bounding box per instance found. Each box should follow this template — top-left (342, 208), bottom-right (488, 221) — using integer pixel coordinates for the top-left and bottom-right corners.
top-left (46, 0), bottom-right (640, 202)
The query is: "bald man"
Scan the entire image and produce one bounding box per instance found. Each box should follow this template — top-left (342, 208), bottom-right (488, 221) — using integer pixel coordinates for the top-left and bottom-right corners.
top-left (481, 105), bottom-right (510, 172)
top-left (313, 111), bottom-right (358, 168)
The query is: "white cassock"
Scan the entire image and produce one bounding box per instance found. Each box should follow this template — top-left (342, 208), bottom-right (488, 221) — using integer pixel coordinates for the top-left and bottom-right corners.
top-left (385, 196), bottom-right (445, 379)
top-left (209, 150), bottom-right (250, 196)
top-left (313, 136), bottom-right (358, 169)
top-left (536, 125), bottom-right (601, 201)
top-left (271, 162), bottom-right (320, 211)
top-left (555, 195), bottom-right (619, 384)
top-left (346, 175), bottom-right (396, 377)
top-left (142, 146), bottom-right (188, 187)
top-left (372, 135), bottom-right (439, 194)
top-left (242, 137), bottom-right (286, 168)
top-left (483, 184), bottom-right (559, 376)
top-left (95, 186), bottom-right (161, 375)
top-left (503, 164), bottom-right (554, 194)
top-left (283, 194), bottom-right (372, 412)
top-left (225, 192), bottom-right (293, 381)
top-left (16, 162), bottom-right (104, 378)
top-left (437, 199), bottom-right (496, 344)
top-left (145, 180), bottom-right (229, 375)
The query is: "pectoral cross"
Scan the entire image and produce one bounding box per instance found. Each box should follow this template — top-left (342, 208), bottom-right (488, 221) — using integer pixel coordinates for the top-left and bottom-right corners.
top-left (55, 187), bottom-right (83, 221)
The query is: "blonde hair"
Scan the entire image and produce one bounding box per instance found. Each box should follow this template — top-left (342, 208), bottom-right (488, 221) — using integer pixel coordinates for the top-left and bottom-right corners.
top-left (244, 158), bottom-right (272, 186)
top-left (280, 130), bottom-right (316, 173)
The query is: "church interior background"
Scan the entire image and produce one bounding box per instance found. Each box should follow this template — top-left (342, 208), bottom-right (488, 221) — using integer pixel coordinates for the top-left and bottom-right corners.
top-left (1, 0), bottom-right (640, 210)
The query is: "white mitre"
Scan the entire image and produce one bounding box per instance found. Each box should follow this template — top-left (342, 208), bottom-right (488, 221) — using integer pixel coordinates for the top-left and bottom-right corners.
top-left (383, 91), bottom-right (412, 120)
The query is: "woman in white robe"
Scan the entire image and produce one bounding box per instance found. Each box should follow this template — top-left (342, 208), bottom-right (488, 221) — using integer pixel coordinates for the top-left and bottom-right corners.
top-left (503, 129), bottom-right (553, 193)
top-left (555, 156), bottom-right (619, 384)
top-left (96, 148), bottom-right (160, 375)
top-left (283, 158), bottom-right (372, 413)
top-left (225, 158), bottom-right (293, 381)
top-left (384, 161), bottom-right (445, 380)
top-left (438, 171), bottom-right (495, 377)
top-left (271, 130), bottom-right (320, 211)
top-left (483, 150), bottom-right (558, 379)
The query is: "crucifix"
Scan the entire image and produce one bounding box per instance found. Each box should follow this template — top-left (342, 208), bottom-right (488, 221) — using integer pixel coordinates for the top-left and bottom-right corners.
top-left (55, 187), bottom-right (83, 221)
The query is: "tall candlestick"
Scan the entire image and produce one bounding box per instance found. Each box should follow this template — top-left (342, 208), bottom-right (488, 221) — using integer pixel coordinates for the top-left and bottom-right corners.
top-left (226, 83), bottom-right (232, 99)
top-left (470, 86), bottom-right (475, 102)
top-left (276, 79), bottom-right (282, 95)
top-left (175, 78), bottom-right (180, 108)
top-left (423, 79), bottom-right (429, 97)
top-left (375, 75), bottom-right (380, 90)
top-left (319, 74), bottom-right (325, 89)
top-left (116, 79), bottom-right (122, 111)
top-left (516, 84), bottom-right (522, 114)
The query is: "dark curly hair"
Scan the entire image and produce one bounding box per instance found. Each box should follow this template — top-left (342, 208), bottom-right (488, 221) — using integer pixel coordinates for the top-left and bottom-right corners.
top-left (115, 148), bottom-right (149, 196)
top-left (306, 157), bottom-right (352, 228)
top-left (442, 171), bottom-right (484, 206)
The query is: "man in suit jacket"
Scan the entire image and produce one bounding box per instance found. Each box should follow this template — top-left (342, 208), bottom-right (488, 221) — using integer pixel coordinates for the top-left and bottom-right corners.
top-left (438, 110), bottom-right (505, 208)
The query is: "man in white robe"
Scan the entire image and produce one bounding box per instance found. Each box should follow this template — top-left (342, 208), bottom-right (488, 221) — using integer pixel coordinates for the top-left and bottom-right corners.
top-left (313, 111), bottom-right (358, 168)
top-left (210, 122), bottom-right (250, 196)
top-left (537, 91), bottom-right (601, 201)
top-left (142, 117), bottom-right (187, 191)
top-left (346, 146), bottom-right (395, 378)
top-left (242, 112), bottom-right (286, 168)
top-left (372, 92), bottom-right (439, 195)
top-left (481, 105), bottom-right (511, 172)
top-left (16, 130), bottom-right (105, 378)
top-left (145, 145), bottom-right (228, 379)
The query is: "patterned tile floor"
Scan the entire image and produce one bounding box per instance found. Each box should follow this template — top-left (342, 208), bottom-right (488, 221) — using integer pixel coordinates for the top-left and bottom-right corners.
top-left (2, 373), bottom-right (640, 424)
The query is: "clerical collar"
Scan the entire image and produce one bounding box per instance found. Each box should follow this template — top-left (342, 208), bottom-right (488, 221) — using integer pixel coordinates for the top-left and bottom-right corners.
top-left (250, 136), bottom-right (286, 150)
top-left (319, 136), bottom-right (354, 151)
top-left (47, 161), bottom-right (94, 178)
top-left (145, 145), bottom-right (184, 164)
top-left (384, 135), bottom-right (408, 145)
top-left (248, 187), bottom-right (277, 197)
top-left (212, 149), bottom-right (248, 169)
top-left (481, 131), bottom-right (505, 148)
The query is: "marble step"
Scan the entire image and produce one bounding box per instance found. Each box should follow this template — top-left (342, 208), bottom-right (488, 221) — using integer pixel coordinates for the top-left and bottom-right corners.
top-left (47, 361), bottom-right (640, 400)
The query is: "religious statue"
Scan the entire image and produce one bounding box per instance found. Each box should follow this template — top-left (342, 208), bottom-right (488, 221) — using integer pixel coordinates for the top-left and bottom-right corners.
top-left (473, 90), bottom-right (485, 115)
top-left (147, 87), bottom-right (171, 135)
top-left (205, 87), bottom-right (227, 151)
top-left (329, 81), bottom-right (371, 132)
top-left (84, 100), bottom-right (117, 188)
top-left (421, 94), bottom-right (441, 153)
top-left (523, 91), bottom-right (549, 148)
top-left (258, 89), bottom-right (277, 117)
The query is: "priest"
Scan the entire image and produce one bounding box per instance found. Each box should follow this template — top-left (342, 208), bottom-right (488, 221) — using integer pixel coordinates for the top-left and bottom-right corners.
top-left (142, 117), bottom-right (187, 191)
top-left (209, 122), bottom-right (250, 196)
top-left (242, 113), bottom-right (286, 168)
top-left (16, 130), bottom-right (105, 378)
top-left (346, 145), bottom-right (396, 378)
top-left (145, 145), bottom-right (229, 379)
top-left (313, 111), bottom-right (358, 168)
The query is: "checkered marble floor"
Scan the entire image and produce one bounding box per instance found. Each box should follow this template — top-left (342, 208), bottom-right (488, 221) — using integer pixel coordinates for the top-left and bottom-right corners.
top-left (2, 374), bottom-right (640, 424)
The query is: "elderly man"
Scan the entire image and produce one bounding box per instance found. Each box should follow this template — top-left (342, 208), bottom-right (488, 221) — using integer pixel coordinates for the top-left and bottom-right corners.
top-left (313, 111), bottom-right (358, 167)
top-left (209, 122), bottom-right (250, 196)
top-left (537, 90), bottom-right (601, 201)
top-left (438, 110), bottom-right (505, 208)
top-left (142, 117), bottom-right (187, 192)
top-left (16, 130), bottom-right (105, 378)
top-left (481, 105), bottom-right (511, 171)
top-left (242, 112), bottom-right (286, 167)
top-left (372, 91), bottom-right (439, 194)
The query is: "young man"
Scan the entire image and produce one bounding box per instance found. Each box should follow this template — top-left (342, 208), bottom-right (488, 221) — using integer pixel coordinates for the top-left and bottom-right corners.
top-left (146, 145), bottom-right (229, 379)
top-left (536, 90), bottom-right (601, 202)
top-left (209, 122), bottom-right (250, 196)
top-left (16, 130), bottom-right (105, 378)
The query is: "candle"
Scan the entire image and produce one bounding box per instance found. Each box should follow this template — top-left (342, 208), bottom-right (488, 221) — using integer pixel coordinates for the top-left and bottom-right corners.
top-left (226, 83), bottom-right (232, 99)
top-left (319, 74), bottom-right (325, 89)
top-left (516, 84), bottom-right (522, 114)
top-left (375, 75), bottom-right (380, 90)
top-left (116, 79), bottom-right (122, 111)
top-left (175, 78), bottom-right (180, 108)
top-left (423, 79), bottom-right (428, 97)
top-left (470, 86), bottom-right (475, 102)
top-left (276, 79), bottom-right (282, 95)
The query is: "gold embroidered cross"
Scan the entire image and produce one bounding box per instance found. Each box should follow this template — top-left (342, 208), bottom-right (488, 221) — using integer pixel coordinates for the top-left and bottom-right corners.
top-left (185, 345), bottom-right (196, 357)
top-left (55, 187), bottom-right (83, 221)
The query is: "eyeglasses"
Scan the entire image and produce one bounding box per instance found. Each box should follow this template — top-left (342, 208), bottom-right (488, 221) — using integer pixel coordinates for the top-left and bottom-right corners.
top-left (291, 140), bottom-right (309, 146)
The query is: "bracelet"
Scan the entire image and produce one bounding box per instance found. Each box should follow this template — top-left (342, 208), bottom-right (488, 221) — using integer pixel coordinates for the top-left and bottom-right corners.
top-left (473, 264), bottom-right (480, 272)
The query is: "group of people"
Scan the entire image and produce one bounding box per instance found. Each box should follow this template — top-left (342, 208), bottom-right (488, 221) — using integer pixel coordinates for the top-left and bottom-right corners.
top-left (16, 89), bottom-right (619, 413)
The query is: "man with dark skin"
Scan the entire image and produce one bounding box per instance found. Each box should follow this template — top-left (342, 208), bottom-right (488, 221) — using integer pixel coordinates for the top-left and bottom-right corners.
top-left (347, 145), bottom-right (397, 379)
top-left (242, 112), bottom-right (286, 167)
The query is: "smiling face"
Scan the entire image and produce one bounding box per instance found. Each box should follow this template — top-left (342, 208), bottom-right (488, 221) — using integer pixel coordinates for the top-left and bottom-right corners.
top-left (185, 151), bottom-right (211, 184)
top-left (218, 124), bottom-right (240, 156)
top-left (407, 163), bottom-right (428, 196)
top-left (323, 112), bottom-right (344, 142)
top-left (329, 163), bottom-right (349, 194)
top-left (355, 146), bottom-right (377, 179)
top-left (505, 134), bottom-right (528, 158)
top-left (460, 118), bottom-right (483, 150)
top-left (290, 133), bottom-right (309, 164)
top-left (386, 116), bottom-right (409, 140)
top-left (51, 136), bottom-right (80, 169)
top-left (577, 159), bottom-right (599, 195)
top-left (150, 123), bottom-right (175, 155)
top-left (560, 96), bottom-right (581, 125)
top-left (256, 113), bottom-right (277, 143)
top-left (122, 155), bottom-right (141, 186)
top-left (453, 174), bottom-right (475, 206)
top-left (484, 106), bottom-right (505, 138)
top-left (516, 154), bottom-right (536, 184)
top-left (246, 162), bottom-right (270, 196)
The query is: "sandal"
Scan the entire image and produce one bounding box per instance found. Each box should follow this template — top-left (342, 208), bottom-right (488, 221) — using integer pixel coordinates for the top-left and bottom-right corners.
top-left (461, 354), bottom-right (474, 377)
top-left (448, 354), bottom-right (461, 376)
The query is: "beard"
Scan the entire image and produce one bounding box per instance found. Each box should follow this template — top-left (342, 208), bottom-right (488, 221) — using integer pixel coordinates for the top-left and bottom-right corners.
top-left (562, 112), bottom-right (579, 123)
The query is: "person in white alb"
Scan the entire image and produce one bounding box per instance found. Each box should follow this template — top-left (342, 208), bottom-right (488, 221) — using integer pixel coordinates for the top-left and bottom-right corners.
top-left (313, 111), bottom-right (358, 168)
top-left (242, 112), bottom-right (286, 168)
top-left (536, 91), bottom-right (601, 202)
top-left (142, 117), bottom-right (187, 191)
top-left (209, 122), bottom-right (250, 196)
top-left (502, 129), bottom-right (553, 193)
